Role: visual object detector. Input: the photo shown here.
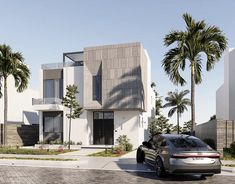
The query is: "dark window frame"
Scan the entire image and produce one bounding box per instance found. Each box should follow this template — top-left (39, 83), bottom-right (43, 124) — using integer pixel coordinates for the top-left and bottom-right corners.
top-left (92, 75), bottom-right (102, 101)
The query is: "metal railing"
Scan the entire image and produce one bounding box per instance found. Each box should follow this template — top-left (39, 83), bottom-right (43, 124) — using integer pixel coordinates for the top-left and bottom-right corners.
top-left (41, 63), bottom-right (64, 70)
top-left (41, 62), bottom-right (83, 69)
top-left (32, 98), bottom-right (62, 105)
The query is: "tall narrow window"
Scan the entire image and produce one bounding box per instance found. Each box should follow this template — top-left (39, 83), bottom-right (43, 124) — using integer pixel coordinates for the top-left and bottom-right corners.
top-left (92, 75), bottom-right (101, 101)
top-left (43, 79), bottom-right (63, 98)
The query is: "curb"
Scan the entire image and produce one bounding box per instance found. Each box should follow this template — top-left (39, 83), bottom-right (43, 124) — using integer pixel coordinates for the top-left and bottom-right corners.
top-left (222, 166), bottom-right (235, 173)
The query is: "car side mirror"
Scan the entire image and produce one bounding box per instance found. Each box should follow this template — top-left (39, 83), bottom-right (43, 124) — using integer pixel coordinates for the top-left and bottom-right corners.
top-left (160, 141), bottom-right (167, 147)
top-left (142, 141), bottom-right (152, 148)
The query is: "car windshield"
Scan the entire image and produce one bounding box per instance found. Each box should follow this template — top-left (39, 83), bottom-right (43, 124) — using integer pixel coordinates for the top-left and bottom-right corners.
top-left (169, 136), bottom-right (207, 148)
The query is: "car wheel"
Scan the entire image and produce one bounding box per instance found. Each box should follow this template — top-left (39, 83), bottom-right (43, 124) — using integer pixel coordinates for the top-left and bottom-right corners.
top-left (155, 157), bottom-right (166, 177)
top-left (136, 148), bottom-right (144, 163)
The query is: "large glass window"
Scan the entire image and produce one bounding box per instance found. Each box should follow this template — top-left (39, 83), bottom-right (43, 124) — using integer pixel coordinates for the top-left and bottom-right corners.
top-left (43, 79), bottom-right (63, 98)
top-left (92, 75), bottom-right (101, 101)
top-left (43, 112), bottom-right (63, 133)
top-left (169, 137), bottom-right (207, 148)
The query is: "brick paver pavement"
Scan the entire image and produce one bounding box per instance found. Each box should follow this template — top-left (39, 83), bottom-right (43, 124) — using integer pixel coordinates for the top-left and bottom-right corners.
top-left (0, 165), bottom-right (235, 184)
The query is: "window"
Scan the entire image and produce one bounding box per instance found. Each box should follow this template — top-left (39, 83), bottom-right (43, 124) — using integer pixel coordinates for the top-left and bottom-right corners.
top-left (43, 113), bottom-right (63, 133)
top-left (169, 137), bottom-right (207, 148)
top-left (43, 79), bottom-right (63, 98)
top-left (92, 75), bottom-right (101, 101)
top-left (103, 112), bottom-right (114, 119)
top-left (94, 112), bottom-right (113, 120)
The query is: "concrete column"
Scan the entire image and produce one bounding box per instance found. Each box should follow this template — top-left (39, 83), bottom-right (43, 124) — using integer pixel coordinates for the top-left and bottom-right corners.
top-left (39, 111), bottom-right (43, 141)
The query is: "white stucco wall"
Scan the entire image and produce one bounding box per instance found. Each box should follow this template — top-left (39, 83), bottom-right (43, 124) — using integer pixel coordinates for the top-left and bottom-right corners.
top-left (228, 49), bottom-right (235, 120)
top-left (216, 49), bottom-right (235, 120)
top-left (0, 76), bottom-right (39, 124)
top-left (114, 111), bottom-right (140, 149)
top-left (63, 66), bottom-right (84, 106)
top-left (216, 84), bottom-right (228, 119)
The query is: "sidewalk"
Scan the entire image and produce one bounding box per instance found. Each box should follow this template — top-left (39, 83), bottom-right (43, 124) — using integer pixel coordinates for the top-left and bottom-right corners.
top-left (221, 160), bottom-right (235, 173)
top-left (0, 150), bottom-right (234, 173)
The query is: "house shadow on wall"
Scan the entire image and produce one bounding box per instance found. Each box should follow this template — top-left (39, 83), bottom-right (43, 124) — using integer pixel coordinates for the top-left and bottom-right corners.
top-left (102, 66), bottom-right (146, 135)
top-left (103, 66), bottom-right (145, 110)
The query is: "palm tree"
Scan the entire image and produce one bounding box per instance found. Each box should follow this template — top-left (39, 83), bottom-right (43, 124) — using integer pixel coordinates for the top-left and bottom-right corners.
top-left (0, 44), bottom-right (30, 145)
top-left (162, 13), bottom-right (227, 134)
top-left (163, 90), bottom-right (191, 134)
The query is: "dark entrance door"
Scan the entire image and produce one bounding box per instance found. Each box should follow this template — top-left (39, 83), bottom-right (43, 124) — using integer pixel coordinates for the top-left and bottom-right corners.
top-left (93, 112), bottom-right (114, 145)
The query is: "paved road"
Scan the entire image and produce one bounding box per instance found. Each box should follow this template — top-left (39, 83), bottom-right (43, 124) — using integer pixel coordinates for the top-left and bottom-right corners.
top-left (0, 165), bottom-right (235, 184)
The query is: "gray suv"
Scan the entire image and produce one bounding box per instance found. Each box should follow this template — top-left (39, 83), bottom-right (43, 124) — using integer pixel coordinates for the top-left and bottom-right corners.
top-left (136, 134), bottom-right (221, 177)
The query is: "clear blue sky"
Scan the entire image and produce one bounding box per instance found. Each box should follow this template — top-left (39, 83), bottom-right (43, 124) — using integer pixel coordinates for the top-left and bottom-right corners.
top-left (0, 0), bottom-right (234, 125)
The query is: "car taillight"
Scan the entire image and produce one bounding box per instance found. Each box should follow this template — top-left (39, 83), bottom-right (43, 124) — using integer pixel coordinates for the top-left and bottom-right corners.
top-left (171, 153), bottom-right (220, 159)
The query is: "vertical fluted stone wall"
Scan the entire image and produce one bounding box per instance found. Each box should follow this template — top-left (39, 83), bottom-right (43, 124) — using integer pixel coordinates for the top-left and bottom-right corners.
top-left (196, 119), bottom-right (235, 155)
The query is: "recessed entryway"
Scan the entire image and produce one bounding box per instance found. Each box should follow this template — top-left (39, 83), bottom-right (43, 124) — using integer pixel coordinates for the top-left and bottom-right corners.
top-left (93, 111), bottom-right (114, 145)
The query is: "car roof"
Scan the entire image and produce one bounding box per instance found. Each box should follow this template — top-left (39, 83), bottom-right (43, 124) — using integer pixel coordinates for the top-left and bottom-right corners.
top-left (160, 134), bottom-right (195, 139)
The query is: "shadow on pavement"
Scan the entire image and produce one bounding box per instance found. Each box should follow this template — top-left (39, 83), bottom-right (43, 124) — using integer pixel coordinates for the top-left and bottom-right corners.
top-left (115, 158), bottom-right (207, 181)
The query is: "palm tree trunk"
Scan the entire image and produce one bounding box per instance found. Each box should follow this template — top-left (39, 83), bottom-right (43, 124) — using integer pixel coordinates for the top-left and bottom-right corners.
top-left (3, 77), bottom-right (8, 145)
top-left (68, 108), bottom-right (72, 150)
top-left (177, 111), bottom-right (180, 134)
top-left (191, 63), bottom-right (196, 135)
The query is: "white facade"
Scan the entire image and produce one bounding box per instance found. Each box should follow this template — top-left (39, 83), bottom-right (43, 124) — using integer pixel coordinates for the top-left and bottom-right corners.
top-left (34, 43), bottom-right (155, 149)
top-left (0, 76), bottom-right (39, 124)
top-left (216, 49), bottom-right (235, 120)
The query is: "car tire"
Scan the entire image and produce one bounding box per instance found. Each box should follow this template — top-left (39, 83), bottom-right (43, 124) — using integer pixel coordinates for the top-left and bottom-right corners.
top-left (155, 157), bottom-right (166, 177)
top-left (202, 174), bottom-right (214, 177)
top-left (136, 148), bottom-right (144, 163)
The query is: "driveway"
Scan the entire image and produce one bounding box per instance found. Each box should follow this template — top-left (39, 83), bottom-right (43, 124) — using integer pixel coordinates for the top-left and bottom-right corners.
top-left (0, 165), bottom-right (235, 184)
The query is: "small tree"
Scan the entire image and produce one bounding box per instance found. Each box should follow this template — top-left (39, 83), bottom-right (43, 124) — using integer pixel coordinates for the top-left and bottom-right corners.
top-left (148, 115), bottom-right (172, 137)
top-left (151, 82), bottom-right (163, 116)
top-left (181, 120), bottom-right (192, 133)
top-left (62, 85), bottom-right (82, 150)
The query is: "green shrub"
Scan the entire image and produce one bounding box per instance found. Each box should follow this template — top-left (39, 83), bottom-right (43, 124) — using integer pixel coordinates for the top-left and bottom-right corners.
top-left (76, 141), bottom-right (82, 145)
top-left (230, 142), bottom-right (235, 154)
top-left (49, 140), bottom-right (63, 145)
top-left (116, 135), bottom-right (133, 152)
top-left (125, 143), bottom-right (133, 152)
top-left (203, 138), bottom-right (216, 150)
top-left (63, 141), bottom-right (76, 146)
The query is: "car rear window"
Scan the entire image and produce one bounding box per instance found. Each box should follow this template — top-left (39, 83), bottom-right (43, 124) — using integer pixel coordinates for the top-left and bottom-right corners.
top-left (169, 137), bottom-right (207, 148)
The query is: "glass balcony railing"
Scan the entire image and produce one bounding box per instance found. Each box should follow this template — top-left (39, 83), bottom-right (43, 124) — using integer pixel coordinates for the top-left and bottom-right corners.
top-left (41, 62), bottom-right (83, 70)
top-left (32, 98), bottom-right (62, 105)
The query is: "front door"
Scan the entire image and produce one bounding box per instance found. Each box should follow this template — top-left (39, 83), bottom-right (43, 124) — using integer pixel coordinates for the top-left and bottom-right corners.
top-left (93, 111), bottom-right (114, 145)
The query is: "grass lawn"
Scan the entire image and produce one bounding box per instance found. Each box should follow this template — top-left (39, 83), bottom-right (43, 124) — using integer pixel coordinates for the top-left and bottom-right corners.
top-left (0, 147), bottom-right (71, 155)
top-left (89, 149), bottom-right (129, 157)
top-left (0, 157), bottom-right (77, 161)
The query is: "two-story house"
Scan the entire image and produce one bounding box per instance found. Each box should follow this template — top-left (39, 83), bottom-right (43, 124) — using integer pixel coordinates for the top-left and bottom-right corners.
top-left (33, 42), bottom-right (155, 148)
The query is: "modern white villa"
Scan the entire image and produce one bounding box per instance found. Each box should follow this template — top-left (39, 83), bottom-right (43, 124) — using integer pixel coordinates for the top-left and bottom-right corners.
top-left (216, 48), bottom-right (235, 120)
top-left (0, 76), bottom-right (39, 125)
top-left (32, 42), bottom-right (155, 148)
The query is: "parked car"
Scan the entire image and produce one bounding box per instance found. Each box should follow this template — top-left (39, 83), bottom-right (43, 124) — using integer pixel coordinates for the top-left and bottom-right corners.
top-left (136, 134), bottom-right (221, 177)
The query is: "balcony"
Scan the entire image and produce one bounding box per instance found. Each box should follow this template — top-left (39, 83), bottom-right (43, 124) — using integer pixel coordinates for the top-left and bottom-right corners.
top-left (32, 98), bottom-right (64, 111)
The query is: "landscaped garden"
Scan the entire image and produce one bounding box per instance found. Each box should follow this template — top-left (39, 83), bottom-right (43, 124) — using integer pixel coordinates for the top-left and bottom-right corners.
top-left (0, 146), bottom-right (71, 155)
top-left (89, 135), bottom-right (133, 157)
top-left (223, 142), bottom-right (235, 161)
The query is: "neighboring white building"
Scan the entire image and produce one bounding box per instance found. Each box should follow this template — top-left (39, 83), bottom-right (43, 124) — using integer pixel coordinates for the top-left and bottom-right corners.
top-left (33, 42), bottom-right (155, 148)
top-left (0, 76), bottom-right (39, 124)
top-left (216, 48), bottom-right (235, 120)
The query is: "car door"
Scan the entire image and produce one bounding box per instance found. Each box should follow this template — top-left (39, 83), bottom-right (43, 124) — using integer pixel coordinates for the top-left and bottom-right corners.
top-left (146, 135), bottom-right (161, 166)
top-left (142, 138), bottom-right (153, 163)
top-left (158, 138), bottom-right (171, 170)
